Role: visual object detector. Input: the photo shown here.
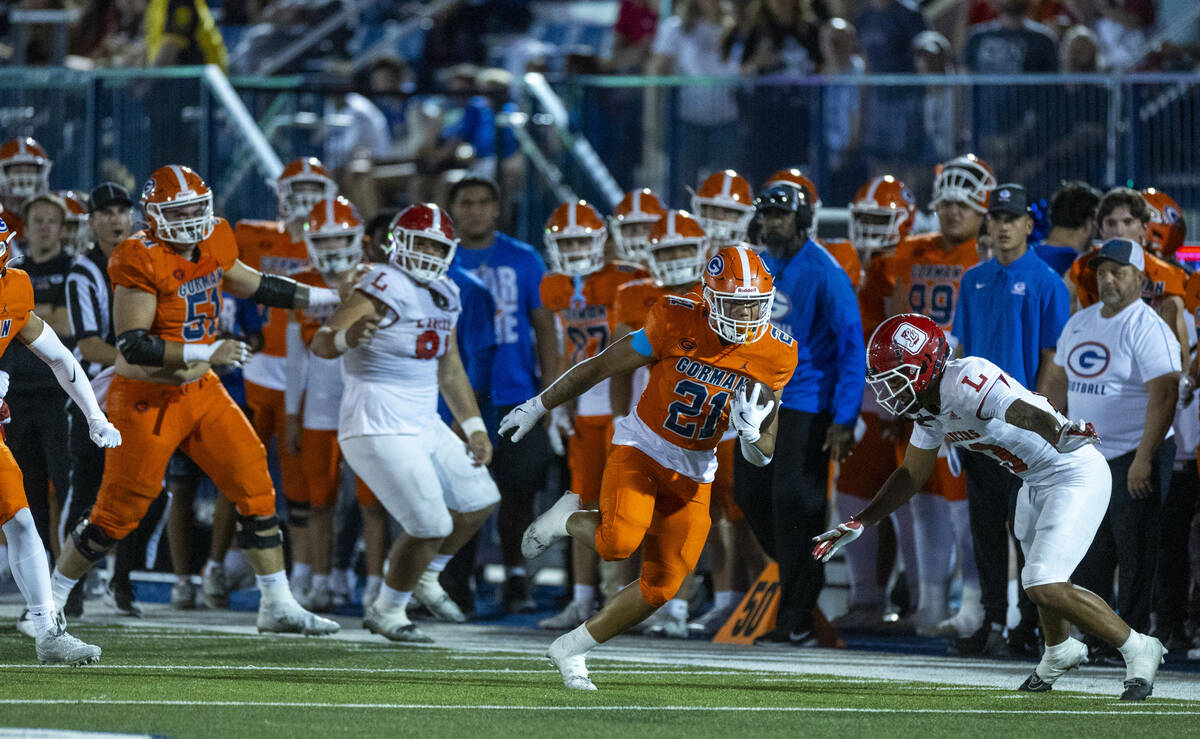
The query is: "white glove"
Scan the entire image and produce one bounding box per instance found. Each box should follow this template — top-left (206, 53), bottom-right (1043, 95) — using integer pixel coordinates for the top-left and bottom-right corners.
top-left (811, 520), bottom-right (864, 562)
top-left (498, 395), bottom-right (547, 443)
top-left (87, 415), bottom-right (122, 448)
top-left (0, 369), bottom-right (9, 399)
top-left (1053, 418), bottom-right (1100, 453)
top-left (730, 383), bottom-right (774, 445)
top-left (546, 405), bottom-right (574, 456)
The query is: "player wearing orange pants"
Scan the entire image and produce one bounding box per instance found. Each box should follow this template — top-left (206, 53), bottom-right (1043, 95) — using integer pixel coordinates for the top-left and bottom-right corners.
top-left (505, 245), bottom-right (797, 690)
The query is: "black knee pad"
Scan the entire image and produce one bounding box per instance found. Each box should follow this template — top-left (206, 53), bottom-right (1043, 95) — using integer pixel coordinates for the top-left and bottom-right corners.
top-left (287, 501), bottom-right (311, 528)
top-left (71, 517), bottom-right (116, 562)
top-left (236, 514), bottom-right (283, 550)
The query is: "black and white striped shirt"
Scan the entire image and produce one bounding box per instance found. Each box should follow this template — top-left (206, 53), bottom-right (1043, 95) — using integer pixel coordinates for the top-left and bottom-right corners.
top-left (66, 246), bottom-right (114, 379)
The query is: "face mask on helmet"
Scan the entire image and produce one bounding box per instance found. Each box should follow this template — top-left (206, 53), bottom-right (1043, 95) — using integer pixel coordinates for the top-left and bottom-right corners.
top-left (704, 288), bottom-right (774, 344)
top-left (279, 177), bottom-right (336, 221)
top-left (648, 239), bottom-right (705, 286)
top-left (148, 194), bottom-right (216, 244)
top-left (867, 368), bottom-right (922, 416)
top-left (0, 137), bottom-right (52, 201)
top-left (850, 207), bottom-right (908, 250)
top-left (612, 217), bottom-right (657, 264)
top-left (694, 202), bottom-right (753, 245)
top-left (931, 157), bottom-right (996, 213)
top-left (544, 201), bottom-right (607, 277)
top-left (306, 230), bottom-right (363, 275)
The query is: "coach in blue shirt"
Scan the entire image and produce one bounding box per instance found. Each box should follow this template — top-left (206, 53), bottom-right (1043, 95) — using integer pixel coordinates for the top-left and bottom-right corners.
top-left (734, 184), bottom-right (864, 646)
top-left (952, 183), bottom-right (1070, 655)
top-left (448, 175), bottom-right (559, 614)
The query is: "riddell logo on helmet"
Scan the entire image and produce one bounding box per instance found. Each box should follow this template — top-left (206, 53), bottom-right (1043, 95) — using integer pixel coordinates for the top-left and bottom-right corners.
top-left (895, 323), bottom-right (929, 353)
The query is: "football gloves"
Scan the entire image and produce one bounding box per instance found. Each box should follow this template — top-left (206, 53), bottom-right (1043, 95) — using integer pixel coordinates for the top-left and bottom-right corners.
top-left (730, 383), bottom-right (774, 445)
top-left (811, 519), bottom-right (864, 562)
top-left (1053, 418), bottom-right (1099, 453)
top-left (498, 395), bottom-right (547, 443)
top-left (87, 415), bottom-right (122, 448)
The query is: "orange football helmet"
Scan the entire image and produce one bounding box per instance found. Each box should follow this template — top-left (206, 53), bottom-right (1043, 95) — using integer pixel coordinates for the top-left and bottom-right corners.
top-left (702, 244), bottom-right (775, 344)
top-left (646, 209), bottom-right (708, 286)
top-left (543, 200), bottom-right (607, 276)
top-left (57, 190), bottom-right (90, 254)
top-left (141, 165), bottom-right (217, 245)
top-left (387, 203), bottom-right (457, 282)
top-left (304, 197), bottom-right (364, 275)
top-left (0, 137), bottom-right (52, 201)
top-left (276, 157), bottom-right (337, 221)
top-left (931, 154), bottom-right (996, 213)
top-left (691, 169), bottom-right (755, 246)
top-left (0, 216), bottom-right (14, 271)
top-left (611, 188), bottom-right (666, 264)
top-left (1141, 187), bottom-right (1187, 257)
top-left (849, 176), bottom-right (917, 251)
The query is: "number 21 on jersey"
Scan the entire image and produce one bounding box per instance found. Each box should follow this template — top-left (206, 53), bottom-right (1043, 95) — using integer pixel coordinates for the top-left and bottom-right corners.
top-left (663, 379), bottom-right (729, 441)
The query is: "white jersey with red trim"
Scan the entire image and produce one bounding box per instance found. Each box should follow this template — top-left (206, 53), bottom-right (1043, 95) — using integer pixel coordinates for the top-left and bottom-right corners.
top-left (339, 263), bottom-right (461, 439)
top-left (907, 356), bottom-right (1100, 486)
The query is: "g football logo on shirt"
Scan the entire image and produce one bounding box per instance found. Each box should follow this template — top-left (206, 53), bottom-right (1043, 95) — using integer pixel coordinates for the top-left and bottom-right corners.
top-left (1067, 341), bottom-right (1110, 378)
top-left (706, 255), bottom-right (725, 277)
top-left (895, 322), bottom-right (929, 354)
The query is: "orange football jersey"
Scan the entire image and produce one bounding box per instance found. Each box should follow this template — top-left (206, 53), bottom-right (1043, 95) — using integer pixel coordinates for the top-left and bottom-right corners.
top-left (821, 239), bottom-right (863, 290)
top-left (235, 220), bottom-right (311, 357)
top-left (109, 220), bottom-right (239, 344)
top-left (1070, 245), bottom-right (1187, 309)
top-left (886, 232), bottom-right (978, 332)
top-left (858, 249), bottom-right (897, 339)
top-left (540, 263), bottom-right (647, 366)
top-left (637, 294), bottom-right (797, 452)
top-left (612, 278), bottom-right (701, 332)
top-left (0, 268), bottom-right (35, 357)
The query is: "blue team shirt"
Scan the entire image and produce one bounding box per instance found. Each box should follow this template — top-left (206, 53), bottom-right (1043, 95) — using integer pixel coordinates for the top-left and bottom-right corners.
top-left (451, 232), bottom-right (546, 406)
top-left (1033, 243), bottom-right (1078, 277)
top-left (953, 248), bottom-right (1070, 389)
top-left (762, 240), bottom-right (864, 425)
top-left (438, 264), bottom-right (499, 428)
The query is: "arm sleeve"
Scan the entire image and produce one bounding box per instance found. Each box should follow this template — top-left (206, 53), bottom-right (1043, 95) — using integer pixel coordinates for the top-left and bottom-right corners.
top-left (26, 320), bottom-right (105, 420)
top-left (65, 271), bottom-right (102, 340)
top-left (825, 272), bottom-right (866, 426)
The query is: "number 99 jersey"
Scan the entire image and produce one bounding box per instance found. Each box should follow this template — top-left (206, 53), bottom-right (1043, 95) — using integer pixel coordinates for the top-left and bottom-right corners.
top-left (887, 232), bottom-right (978, 332)
top-left (613, 293), bottom-right (797, 483)
top-left (339, 263), bottom-right (461, 438)
top-left (108, 220), bottom-right (240, 344)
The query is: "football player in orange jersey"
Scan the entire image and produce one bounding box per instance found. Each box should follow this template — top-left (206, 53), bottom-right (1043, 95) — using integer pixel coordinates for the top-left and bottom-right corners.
top-left (234, 157), bottom-right (337, 597)
top-left (56, 190), bottom-right (90, 256)
top-left (882, 154), bottom-right (996, 642)
top-left (610, 188), bottom-right (667, 267)
top-left (692, 169), bottom-right (755, 248)
top-left (537, 200), bottom-right (648, 631)
top-left (281, 196), bottom-right (374, 613)
top-left (762, 167), bottom-right (861, 286)
top-left (50, 165), bottom-right (343, 636)
top-left (0, 137), bottom-right (53, 241)
top-left (830, 175), bottom-right (925, 632)
top-left (0, 216), bottom-right (119, 664)
top-left (503, 245), bottom-right (797, 690)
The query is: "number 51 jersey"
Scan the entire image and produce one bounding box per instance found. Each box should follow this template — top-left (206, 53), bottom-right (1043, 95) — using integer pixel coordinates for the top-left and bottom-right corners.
top-left (613, 294), bottom-right (797, 483)
top-left (339, 263), bottom-right (461, 439)
top-left (908, 355), bottom-right (1098, 486)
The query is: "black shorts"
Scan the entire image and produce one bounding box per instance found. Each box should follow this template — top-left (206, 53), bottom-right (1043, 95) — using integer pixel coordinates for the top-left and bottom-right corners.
top-left (489, 403), bottom-right (553, 495)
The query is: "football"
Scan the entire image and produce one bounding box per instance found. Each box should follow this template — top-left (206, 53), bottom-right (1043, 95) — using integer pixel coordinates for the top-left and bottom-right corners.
top-left (740, 378), bottom-right (779, 429)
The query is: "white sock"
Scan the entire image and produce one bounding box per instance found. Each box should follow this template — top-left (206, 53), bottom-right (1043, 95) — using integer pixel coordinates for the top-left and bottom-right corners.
top-left (956, 585), bottom-right (984, 618)
top-left (573, 584), bottom-right (595, 604)
top-left (560, 622), bottom-right (600, 656)
top-left (203, 558), bottom-right (222, 576)
top-left (1036, 636), bottom-right (1084, 680)
top-left (50, 569), bottom-right (78, 613)
top-left (379, 584), bottom-right (412, 610)
top-left (917, 581), bottom-right (948, 624)
top-left (428, 554), bottom-right (452, 573)
top-left (310, 574), bottom-right (330, 593)
top-left (4, 509), bottom-right (58, 614)
top-left (506, 566), bottom-right (526, 579)
top-left (1118, 631), bottom-right (1145, 661)
top-left (27, 603), bottom-right (57, 638)
top-left (666, 598), bottom-right (688, 619)
top-left (256, 569), bottom-right (295, 604)
top-left (366, 574), bottom-right (383, 592)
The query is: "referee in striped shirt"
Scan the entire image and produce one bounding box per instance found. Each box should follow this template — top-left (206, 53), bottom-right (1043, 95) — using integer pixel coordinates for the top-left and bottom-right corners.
top-left (62, 183), bottom-right (165, 618)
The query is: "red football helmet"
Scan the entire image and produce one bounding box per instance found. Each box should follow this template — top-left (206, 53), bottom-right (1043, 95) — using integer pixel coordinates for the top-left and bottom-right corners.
top-left (849, 176), bottom-right (917, 251)
top-left (0, 137), bottom-right (52, 201)
top-left (57, 190), bottom-right (90, 254)
top-left (702, 244), bottom-right (775, 344)
top-left (647, 210), bottom-right (708, 287)
top-left (611, 188), bottom-right (666, 264)
top-left (931, 154), bottom-right (996, 213)
top-left (387, 203), bottom-right (457, 282)
top-left (0, 216), bottom-right (14, 271)
top-left (692, 169), bottom-right (755, 246)
top-left (867, 313), bottom-right (950, 416)
top-left (276, 157), bottom-right (337, 221)
top-left (141, 165), bottom-right (217, 245)
top-left (543, 200), bottom-right (607, 276)
top-left (304, 197), bottom-right (364, 275)
top-left (1141, 188), bottom-right (1186, 257)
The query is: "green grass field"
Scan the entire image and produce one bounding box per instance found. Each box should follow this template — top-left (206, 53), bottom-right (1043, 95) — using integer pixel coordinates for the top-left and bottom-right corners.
top-left (1, 624), bottom-right (1197, 738)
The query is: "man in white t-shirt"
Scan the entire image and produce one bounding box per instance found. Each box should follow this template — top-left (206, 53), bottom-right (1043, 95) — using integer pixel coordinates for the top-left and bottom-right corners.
top-left (814, 311), bottom-right (1167, 700)
top-left (1041, 238), bottom-right (1180, 651)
